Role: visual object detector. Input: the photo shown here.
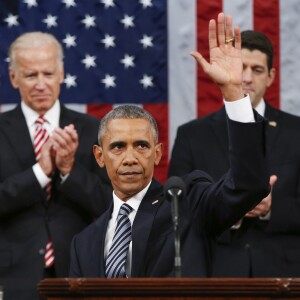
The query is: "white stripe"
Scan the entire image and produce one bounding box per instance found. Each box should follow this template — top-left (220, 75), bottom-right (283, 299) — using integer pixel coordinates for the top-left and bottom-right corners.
top-left (0, 104), bottom-right (17, 112)
top-left (65, 103), bottom-right (87, 113)
top-left (280, 0), bottom-right (300, 116)
top-left (223, 0), bottom-right (253, 31)
top-left (168, 0), bottom-right (197, 156)
top-left (45, 256), bottom-right (54, 266)
top-left (45, 249), bottom-right (54, 259)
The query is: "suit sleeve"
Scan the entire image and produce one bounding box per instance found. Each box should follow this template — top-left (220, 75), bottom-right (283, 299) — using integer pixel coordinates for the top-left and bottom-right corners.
top-left (0, 168), bottom-right (48, 216)
top-left (184, 115), bottom-right (270, 236)
top-left (59, 161), bottom-right (112, 217)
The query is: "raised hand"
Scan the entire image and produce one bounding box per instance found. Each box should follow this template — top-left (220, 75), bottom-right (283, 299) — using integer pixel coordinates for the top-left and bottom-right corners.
top-left (190, 12), bottom-right (243, 101)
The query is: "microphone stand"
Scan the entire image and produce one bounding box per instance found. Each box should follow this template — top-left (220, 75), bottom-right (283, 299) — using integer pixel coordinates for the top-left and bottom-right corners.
top-left (169, 190), bottom-right (181, 277)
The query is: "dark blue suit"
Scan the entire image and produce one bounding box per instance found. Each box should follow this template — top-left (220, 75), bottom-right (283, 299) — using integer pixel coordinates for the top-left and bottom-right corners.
top-left (70, 115), bottom-right (269, 278)
top-left (169, 103), bottom-right (300, 277)
top-left (0, 104), bottom-right (112, 300)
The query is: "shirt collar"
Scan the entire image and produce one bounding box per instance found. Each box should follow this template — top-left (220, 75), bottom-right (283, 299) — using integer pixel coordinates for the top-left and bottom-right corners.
top-left (111, 180), bottom-right (152, 222)
top-left (21, 99), bottom-right (60, 128)
top-left (254, 99), bottom-right (265, 117)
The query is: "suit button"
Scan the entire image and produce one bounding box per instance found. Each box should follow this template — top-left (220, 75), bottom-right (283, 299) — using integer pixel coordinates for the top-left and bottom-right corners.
top-left (39, 248), bottom-right (45, 255)
top-left (245, 243), bottom-right (250, 249)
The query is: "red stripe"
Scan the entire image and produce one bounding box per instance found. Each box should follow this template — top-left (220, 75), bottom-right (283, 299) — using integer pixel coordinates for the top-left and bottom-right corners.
top-left (253, 0), bottom-right (280, 109)
top-left (45, 240), bottom-right (55, 268)
top-left (144, 103), bottom-right (168, 183)
top-left (87, 104), bottom-right (113, 119)
top-left (197, 0), bottom-right (223, 117)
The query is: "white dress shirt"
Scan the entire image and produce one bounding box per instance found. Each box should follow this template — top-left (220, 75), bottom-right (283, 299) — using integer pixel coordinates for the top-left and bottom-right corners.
top-left (21, 100), bottom-right (60, 188)
top-left (104, 181), bottom-right (151, 277)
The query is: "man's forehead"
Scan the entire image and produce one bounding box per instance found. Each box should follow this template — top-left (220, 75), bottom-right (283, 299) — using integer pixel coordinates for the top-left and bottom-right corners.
top-left (104, 118), bottom-right (153, 138)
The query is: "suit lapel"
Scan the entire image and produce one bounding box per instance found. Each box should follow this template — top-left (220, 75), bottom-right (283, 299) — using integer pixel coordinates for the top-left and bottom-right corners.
top-left (264, 103), bottom-right (281, 153)
top-left (93, 206), bottom-right (113, 277)
top-left (59, 105), bottom-right (82, 135)
top-left (1, 106), bottom-right (36, 168)
top-left (131, 180), bottom-right (163, 276)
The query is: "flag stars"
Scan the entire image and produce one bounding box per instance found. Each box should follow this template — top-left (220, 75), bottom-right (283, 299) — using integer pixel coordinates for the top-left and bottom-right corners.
top-left (100, 0), bottom-right (115, 9)
top-left (43, 14), bottom-right (58, 28)
top-left (120, 14), bottom-right (135, 29)
top-left (120, 54), bottom-right (135, 69)
top-left (4, 14), bottom-right (19, 27)
top-left (140, 74), bottom-right (154, 89)
top-left (101, 34), bottom-right (116, 49)
top-left (82, 15), bottom-right (96, 29)
top-left (62, 0), bottom-right (77, 8)
top-left (101, 74), bottom-right (116, 88)
top-left (64, 74), bottom-right (77, 88)
top-left (82, 54), bottom-right (97, 69)
top-left (140, 35), bottom-right (153, 49)
top-left (140, 0), bottom-right (153, 9)
top-left (62, 34), bottom-right (77, 48)
top-left (24, 0), bottom-right (38, 8)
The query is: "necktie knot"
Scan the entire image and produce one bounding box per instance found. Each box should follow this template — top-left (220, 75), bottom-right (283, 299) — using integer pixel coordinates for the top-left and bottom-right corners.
top-left (35, 115), bottom-right (46, 126)
top-left (118, 203), bottom-right (133, 218)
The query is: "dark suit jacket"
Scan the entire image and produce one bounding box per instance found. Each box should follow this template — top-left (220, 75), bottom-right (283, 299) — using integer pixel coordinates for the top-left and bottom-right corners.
top-left (0, 104), bottom-right (112, 300)
top-left (169, 103), bottom-right (300, 277)
top-left (69, 116), bottom-right (269, 278)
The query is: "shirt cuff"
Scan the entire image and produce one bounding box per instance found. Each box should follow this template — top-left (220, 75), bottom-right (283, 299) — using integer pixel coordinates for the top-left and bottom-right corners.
top-left (259, 210), bottom-right (271, 221)
top-left (224, 94), bottom-right (255, 123)
top-left (33, 163), bottom-right (51, 188)
top-left (230, 218), bottom-right (243, 230)
top-left (60, 172), bottom-right (70, 183)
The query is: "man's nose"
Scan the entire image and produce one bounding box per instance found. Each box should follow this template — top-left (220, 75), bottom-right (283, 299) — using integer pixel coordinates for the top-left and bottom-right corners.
top-left (123, 148), bottom-right (137, 165)
top-left (243, 68), bottom-right (252, 83)
top-left (35, 75), bottom-right (46, 89)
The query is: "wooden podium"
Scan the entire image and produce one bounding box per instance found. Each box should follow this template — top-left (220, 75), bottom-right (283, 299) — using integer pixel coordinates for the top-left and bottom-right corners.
top-left (38, 278), bottom-right (300, 299)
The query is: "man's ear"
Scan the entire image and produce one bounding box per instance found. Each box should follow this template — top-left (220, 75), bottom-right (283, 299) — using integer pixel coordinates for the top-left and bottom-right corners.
top-left (93, 145), bottom-right (105, 168)
top-left (59, 65), bottom-right (64, 84)
top-left (267, 67), bottom-right (276, 87)
top-left (9, 68), bottom-right (19, 89)
top-left (154, 143), bottom-right (163, 166)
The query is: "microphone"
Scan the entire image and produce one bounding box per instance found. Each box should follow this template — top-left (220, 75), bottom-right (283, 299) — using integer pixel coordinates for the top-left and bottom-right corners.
top-left (164, 176), bottom-right (186, 277)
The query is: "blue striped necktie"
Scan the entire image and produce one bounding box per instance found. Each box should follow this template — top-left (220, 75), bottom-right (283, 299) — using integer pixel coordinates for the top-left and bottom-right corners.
top-left (105, 203), bottom-right (133, 278)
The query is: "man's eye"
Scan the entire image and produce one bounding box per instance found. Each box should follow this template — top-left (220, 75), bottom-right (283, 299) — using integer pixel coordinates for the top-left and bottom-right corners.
top-left (253, 68), bottom-right (263, 74)
top-left (111, 143), bottom-right (124, 150)
top-left (138, 143), bottom-right (148, 149)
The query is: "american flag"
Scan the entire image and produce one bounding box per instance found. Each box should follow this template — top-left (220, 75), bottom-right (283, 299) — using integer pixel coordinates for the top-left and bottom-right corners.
top-left (1, 0), bottom-right (300, 183)
top-left (0, 0), bottom-right (169, 182)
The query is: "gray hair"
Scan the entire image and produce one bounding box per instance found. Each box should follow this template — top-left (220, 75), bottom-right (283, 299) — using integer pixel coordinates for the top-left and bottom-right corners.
top-left (8, 31), bottom-right (64, 70)
top-left (98, 105), bottom-right (159, 146)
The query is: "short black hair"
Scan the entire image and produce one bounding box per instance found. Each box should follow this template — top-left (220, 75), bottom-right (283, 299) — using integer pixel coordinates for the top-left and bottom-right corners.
top-left (98, 105), bottom-right (159, 146)
top-left (241, 30), bottom-right (274, 71)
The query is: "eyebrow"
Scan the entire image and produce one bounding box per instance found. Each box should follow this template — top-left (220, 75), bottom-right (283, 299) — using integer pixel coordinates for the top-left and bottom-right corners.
top-left (109, 141), bottom-right (126, 149)
top-left (134, 140), bottom-right (150, 146)
top-left (109, 140), bottom-right (151, 149)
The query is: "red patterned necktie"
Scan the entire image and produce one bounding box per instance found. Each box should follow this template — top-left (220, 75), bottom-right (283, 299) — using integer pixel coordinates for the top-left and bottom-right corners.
top-left (34, 115), bottom-right (55, 268)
